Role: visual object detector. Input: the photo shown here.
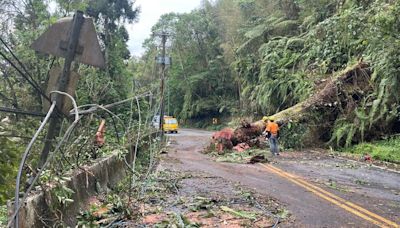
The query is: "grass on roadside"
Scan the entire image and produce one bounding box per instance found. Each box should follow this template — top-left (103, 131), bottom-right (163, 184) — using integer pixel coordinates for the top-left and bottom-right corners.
top-left (343, 136), bottom-right (400, 163)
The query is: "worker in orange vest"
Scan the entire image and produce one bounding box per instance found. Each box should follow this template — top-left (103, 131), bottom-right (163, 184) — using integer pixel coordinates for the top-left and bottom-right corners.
top-left (262, 116), bottom-right (280, 155)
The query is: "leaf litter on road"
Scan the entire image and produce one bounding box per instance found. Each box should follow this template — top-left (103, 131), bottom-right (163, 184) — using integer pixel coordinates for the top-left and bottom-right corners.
top-left (209, 148), bottom-right (271, 164)
top-left (134, 168), bottom-right (290, 227)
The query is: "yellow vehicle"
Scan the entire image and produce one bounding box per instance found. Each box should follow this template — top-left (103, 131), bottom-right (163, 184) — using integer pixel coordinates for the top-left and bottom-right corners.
top-left (163, 116), bottom-right (179, 133)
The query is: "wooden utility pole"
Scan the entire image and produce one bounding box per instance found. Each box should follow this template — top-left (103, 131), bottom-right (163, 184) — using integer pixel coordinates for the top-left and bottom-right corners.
top-left (159, 33), bottom-right (167, 139)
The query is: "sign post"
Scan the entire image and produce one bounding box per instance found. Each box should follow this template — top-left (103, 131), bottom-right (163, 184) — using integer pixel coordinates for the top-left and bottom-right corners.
top-left (30, 9), bottom-right (105, 168)
top-left (14, 10), bottom-right (105, 228)
top-left (38, 11), bottom-right (85, 169)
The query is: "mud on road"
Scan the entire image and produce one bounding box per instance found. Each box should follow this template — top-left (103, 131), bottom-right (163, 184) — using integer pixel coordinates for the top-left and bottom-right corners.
top-left (158, 129), bottom-right (399, 227)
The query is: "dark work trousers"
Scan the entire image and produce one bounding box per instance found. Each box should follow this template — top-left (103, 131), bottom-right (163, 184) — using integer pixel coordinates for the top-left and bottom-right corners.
top-left (269, 134), bottom-right (279, 155)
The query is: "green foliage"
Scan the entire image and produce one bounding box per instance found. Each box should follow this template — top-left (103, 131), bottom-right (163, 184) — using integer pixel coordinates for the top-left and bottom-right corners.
top-left (138, 0), bottom-right (400, 155)
top-left (210, 148), bottom-right (267, 164)
top-left (76, 204), bottom-right (105, 227)
top-left (303, 6), bottom-right (368, 72)
top-left (39, 170), bottom-right (75, 208)
top-left (279, 121), bottom-right (307, 149)
top-left (0, 205), bottom-right (7, 227)
top-left (55, 0), bottom-right (88, 15)
top-left (220, 206), bottom-right (257, 220)
top-left (329, 119), bottom-right (357, 147)
top-left (155, 213), bottom-right (201, 228)
top-left (0, 120), bottom-right (22, 204)
top-left (272, 19), bottom-right (299, 36)
top-left (244, 23), bottom-right (268, 39)
top-left (0, 0), bottom-right (141, 207)
top-left (52, 177), bottom-right (75, 207)
top-left (343, 136), bottom-right (400, 163)
top-left (76, 193), bottom-right (134, 227)
top-left (87, 0), bottom-right (139, 25)
top-left (143, 10), bottom-right (238, 121)
top-left (325, 1), bottom-right (400, 148)
top-left (231, 0), bottom-right (400, 150)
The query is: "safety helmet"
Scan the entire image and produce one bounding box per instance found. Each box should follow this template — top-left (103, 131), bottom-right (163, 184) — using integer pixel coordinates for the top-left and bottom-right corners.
top-left (269, 116), bottom-right (275, 121)
top-left (262, 116), bottom-right (268, 122)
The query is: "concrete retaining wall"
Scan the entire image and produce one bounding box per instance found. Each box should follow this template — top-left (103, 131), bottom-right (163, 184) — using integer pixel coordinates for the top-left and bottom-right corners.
top-left (8, 134), bottom-right (155, 227)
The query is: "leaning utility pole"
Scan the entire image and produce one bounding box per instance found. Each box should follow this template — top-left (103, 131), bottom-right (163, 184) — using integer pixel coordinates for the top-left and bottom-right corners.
top-left (30, 10), bottom-right (105, 169)
top-left (11, 10), bottom-right (104, 228)
top-left (38, 12), bottom-right (85, 168)
top-left (158, 33), bottom-right (167, 139)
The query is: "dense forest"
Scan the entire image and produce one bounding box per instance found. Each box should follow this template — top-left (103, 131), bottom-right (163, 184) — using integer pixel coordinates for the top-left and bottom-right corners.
top-left (138, 0), bottom-right (400, 150)
top-left (0, 0), bottom-right (400, 225)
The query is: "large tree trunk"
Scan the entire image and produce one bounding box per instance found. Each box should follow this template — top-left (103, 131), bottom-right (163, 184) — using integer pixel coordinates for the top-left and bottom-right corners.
top-left (212, 61), bottom-right (370, 151)
top-left (272, 61), bottom-right (370, 123)
top-left (231, 119), bottom-right (265, 145)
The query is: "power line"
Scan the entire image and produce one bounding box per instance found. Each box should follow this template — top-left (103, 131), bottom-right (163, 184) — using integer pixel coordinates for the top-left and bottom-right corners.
top-left (0, 106), bottom-right (49, 117)
top-left (0, 48), bottom-right (65, 119)
top-left (0, 39), bottom-right (52, 103)
top-left (0, 37), bottom-right (42, 91)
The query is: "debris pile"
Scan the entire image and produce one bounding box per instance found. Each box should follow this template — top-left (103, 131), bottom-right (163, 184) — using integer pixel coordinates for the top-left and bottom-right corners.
top-left (212, 128), bottom-right (234, 153)
top-left (136, 169), bottom-right (287, 227)
top-left (249, 155), bottom-right (268, 164)
top-left (212, 119), bottom-right (266, 153)
top-left (233, 143), bottom-right (250, 152)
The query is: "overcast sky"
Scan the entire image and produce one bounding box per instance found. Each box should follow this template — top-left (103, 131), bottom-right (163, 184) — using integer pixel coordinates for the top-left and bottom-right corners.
top-left (127, 0), bottom-right (201, 57)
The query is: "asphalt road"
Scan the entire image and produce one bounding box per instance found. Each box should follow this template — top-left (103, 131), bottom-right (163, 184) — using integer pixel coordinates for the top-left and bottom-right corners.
top-left (166, 129), bottom-right (400, 227)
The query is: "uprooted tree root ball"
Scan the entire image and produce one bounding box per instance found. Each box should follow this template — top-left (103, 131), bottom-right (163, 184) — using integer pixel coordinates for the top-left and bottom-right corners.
top-left (210, 119), bottom-right (266, 153)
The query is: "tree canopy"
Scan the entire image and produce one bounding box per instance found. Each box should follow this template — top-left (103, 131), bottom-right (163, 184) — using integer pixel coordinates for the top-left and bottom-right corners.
top-left (141, 0), bottom-right (400, 145)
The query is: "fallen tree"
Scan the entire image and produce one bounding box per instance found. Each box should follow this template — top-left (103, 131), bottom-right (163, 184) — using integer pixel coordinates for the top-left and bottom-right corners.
top-left (271, 61), bottom-right (370, 123)
top-left (212, 61), bottom-right (372, 151)
top-left (211, 120), bottom-right (266, 153)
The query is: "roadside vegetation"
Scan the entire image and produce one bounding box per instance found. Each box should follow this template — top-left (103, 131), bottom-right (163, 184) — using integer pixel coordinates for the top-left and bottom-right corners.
top-left (208, 148), bottom-right (268, 164)
top-left (0, 205), bottom-right (7, 227)
top-left (1, 0), bottom-right (400, 226)
top-left (0, 0), bottom-right (154, 213)
top-left (343, 136), bottom-right (400, 163)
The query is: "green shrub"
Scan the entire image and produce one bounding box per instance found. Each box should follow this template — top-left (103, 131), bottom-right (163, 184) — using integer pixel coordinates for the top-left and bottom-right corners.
top-left (0, 205), bottom-right (7, 227)
top-left (279, 121), bottom-right (307, 150)
top-left (344, 136), bottom-right (400, 163)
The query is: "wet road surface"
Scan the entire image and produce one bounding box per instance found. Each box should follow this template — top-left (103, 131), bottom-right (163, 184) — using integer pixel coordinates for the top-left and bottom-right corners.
top-left (166, 129), bottom-right (400, 227)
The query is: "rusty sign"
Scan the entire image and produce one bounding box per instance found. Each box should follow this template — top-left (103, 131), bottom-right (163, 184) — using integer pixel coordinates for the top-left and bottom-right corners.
top-left (31, 17), bottom-right (105, 68)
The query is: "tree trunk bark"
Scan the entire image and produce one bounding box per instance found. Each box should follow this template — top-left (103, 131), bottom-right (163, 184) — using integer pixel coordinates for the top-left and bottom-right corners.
top-left (271, 61), bottom-right (370, 123)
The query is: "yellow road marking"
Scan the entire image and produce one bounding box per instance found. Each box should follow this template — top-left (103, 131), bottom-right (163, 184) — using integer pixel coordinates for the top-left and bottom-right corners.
top-left (262, 165), bottom-right (388, 227)
top-left (266, 164), bottom-right (399, 227)
top-left (259, 163), bottom-right (399, 228)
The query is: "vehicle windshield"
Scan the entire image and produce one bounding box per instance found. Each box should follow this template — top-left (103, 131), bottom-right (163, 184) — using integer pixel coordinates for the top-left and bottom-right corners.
top-left (165, 118), bottom-right (177, 124)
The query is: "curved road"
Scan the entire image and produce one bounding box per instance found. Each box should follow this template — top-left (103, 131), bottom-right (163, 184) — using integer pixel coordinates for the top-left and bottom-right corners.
top-left (166, 129), bottom-right (400, 227)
